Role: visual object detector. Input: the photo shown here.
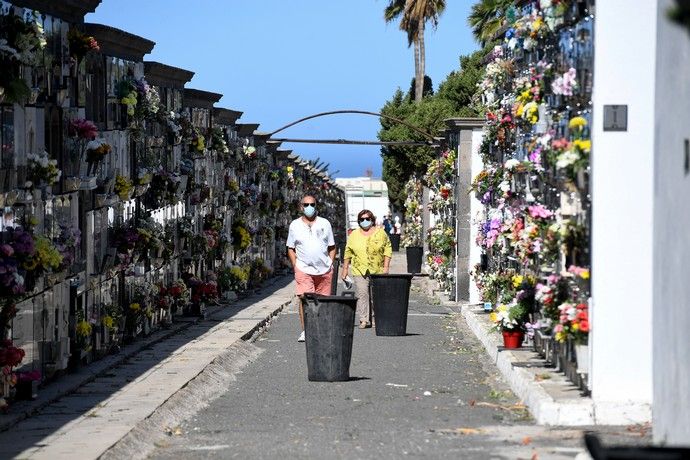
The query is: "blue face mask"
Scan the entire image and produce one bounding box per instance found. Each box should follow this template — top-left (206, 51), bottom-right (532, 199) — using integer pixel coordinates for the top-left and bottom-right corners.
top-left (303, 206), bottom-right (316, 218)
top-left (359, 219), bottom-right (372, 229)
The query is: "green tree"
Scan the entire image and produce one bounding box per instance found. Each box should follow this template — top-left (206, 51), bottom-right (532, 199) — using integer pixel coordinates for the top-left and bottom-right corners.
top-left (467, 0), bottom-right (513, 47)
top-left (384, 0), bottom-right (446, 103)
top-left (379, 89), bottom-right (454, 211)
top-left (378, 49), bottom-right (487, 210)
top-left (436, 49), bottom-right (487, 116)
top-left (408, 75), bottom-right (434, 101)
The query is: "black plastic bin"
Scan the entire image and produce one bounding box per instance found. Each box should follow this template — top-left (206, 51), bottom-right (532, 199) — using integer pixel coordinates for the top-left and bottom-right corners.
top-left (303, 293), bottom-right (358, 381)
top-left (406, 246), bottom-right (423, 273)
top-left (370, 274), bottom-right (414, 336)
top-left (389, 234), bottom-right (401, 252)
top-left (585, 433), bottom-right (690, 460)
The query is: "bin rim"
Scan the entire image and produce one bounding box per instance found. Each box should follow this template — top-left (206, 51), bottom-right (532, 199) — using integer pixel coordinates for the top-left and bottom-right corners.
top-left (369, 274), bottom-right (415, 280)
top-left (303, 293), bottom-right (359, 302)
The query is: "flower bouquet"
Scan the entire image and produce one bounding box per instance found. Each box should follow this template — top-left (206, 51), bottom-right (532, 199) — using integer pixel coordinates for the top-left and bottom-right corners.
top-left (67, 28), bottom-right (99, 63)
top-left (217, 266), bottom-right (249, 295)
top-left (85, 139), bottom-right (111, 176)
top-left (490, 303), bottom-right (528, 349)
top-left (114, 175), bottom-right (133, 201)
top-left (26, 151), bottom-right (61, 188)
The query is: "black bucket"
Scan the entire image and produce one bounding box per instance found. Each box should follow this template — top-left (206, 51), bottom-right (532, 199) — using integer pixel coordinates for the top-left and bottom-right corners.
top-left (406, 246), bottom-right (423, 273)
top-left (303, 293), bottom-right (357, 381)
top-left (370, 274), bottom-right (413, 336)
top-left (390, 234), bottom-right (401, 252)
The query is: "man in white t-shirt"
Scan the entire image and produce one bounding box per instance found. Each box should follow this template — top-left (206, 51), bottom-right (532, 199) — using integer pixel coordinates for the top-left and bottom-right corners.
top-left (286, 194), bottom-right (336, 342)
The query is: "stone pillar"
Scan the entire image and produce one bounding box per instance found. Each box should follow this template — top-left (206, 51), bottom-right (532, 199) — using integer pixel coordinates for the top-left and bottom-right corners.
top-left (445, 118), bottom-right (484, 302)
top-left (591, 0), bottom-right (653, 424)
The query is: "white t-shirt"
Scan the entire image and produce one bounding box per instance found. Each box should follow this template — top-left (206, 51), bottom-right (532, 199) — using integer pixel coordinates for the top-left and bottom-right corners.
top-left (286, 216), bottom-right (335, 275)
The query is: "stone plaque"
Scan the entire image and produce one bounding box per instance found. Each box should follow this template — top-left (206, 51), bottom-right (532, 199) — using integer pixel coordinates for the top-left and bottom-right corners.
top-left (603, 105), bottom-right (627, 131)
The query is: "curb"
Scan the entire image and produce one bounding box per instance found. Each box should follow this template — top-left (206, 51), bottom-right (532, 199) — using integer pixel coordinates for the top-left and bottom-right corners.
top-left (101, 295), bottom-right (292, 460)
top-left (0, 276), bottom-right (292, 434)
top-left (456, 302), bottom-right (597, 426)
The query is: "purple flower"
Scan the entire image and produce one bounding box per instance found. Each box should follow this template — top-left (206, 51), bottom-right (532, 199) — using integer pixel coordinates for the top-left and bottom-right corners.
top-left (0, 244), bottom-right (13, 257)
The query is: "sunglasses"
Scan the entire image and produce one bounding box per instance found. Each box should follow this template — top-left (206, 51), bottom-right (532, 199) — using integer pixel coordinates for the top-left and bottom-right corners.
top-left (302, 203), bottom-right (316, 207)
top-left (358, 217), bottom-right (372, 222)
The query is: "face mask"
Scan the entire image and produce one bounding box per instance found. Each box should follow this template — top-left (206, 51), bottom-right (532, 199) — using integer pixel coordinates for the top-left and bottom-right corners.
top-left (359, 219), bottom-right (372, 229)
top-left (303, 206), bottom-right (316, 218)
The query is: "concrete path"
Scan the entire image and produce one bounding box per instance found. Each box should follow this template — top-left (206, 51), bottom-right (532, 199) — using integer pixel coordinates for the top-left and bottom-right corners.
top-left (0, 254), bottom-right (652, 459)
top-left (0, 278), bottom-right (294, 460)
top-left (140, 254), bottom-right (631, 460)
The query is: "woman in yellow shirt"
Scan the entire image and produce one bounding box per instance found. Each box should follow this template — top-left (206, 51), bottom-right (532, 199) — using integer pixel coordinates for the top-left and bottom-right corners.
top-left (341, 209), bottom-right (392, 328)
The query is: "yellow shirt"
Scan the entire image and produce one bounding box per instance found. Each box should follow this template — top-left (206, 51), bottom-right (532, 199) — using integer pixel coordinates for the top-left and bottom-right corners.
top-left (344, 227), bottom-right (393, 276)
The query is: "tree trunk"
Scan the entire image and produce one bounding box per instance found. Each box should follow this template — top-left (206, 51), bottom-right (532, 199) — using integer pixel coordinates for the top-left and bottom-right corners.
top-left (413, 37), bottom-right (421, 103)
top-left (415, 22), bottom-right (426, 104)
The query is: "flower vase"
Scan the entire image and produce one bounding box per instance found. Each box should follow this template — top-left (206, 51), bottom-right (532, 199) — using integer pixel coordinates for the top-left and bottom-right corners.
top-left (65, 176), bottom-right (81, 192)
top-left (502, 330), bottom-right (524, 349)
top-left (95, 193), bottom-right (107, 208)
top-left (575, 343), bottom-right (590, 374)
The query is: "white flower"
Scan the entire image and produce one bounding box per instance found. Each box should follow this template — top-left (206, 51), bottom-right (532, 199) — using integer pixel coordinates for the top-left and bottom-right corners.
top-left (498, 181), bottom-right (511, 193)
top-left (556, 150), bottom-right (580, 169)
top-left (504, 159), bottom-right (520, 170)
top-left (86, 139), bottom-right (104, 151)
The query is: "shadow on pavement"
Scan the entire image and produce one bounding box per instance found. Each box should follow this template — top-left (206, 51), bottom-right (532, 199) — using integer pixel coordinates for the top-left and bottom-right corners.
top-left (0, 275), bottom-right (294, 459)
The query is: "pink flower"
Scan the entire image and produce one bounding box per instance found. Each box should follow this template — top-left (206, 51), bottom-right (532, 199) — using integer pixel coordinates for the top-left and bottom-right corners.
top-left (528, 204), bottom-right (553, 219)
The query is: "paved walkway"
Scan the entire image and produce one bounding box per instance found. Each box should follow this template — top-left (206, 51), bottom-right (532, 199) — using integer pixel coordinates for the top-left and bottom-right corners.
top-left (0, 279), bottom-right (294, 459)
top-left (0, 254), bottom-right (652, 459)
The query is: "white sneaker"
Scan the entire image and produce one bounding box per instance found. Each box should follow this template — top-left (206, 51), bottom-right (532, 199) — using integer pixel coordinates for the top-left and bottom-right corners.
top-left (298, 331), bottom-right (305, 342)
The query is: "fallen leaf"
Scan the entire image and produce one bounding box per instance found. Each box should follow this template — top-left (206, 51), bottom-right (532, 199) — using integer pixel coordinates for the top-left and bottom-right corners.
top-left (432, 427), bottom-right (483, 435)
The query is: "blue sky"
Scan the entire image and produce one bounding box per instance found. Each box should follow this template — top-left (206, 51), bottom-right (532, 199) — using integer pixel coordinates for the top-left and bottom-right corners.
top-left (86, 1), bottom-right (477, 178)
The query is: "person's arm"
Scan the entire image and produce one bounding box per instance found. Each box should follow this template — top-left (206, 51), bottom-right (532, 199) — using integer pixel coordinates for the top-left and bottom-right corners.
top-left (287, 247), bottom-right (297, 269)
top-left (383, 256), bottom-right (391, 274)
top-left (341, 237), bottom-right (353, 280)
top-left (341, 257), bottom-right (350, 280)
top-left (328, 245), bottom-right (336, 263)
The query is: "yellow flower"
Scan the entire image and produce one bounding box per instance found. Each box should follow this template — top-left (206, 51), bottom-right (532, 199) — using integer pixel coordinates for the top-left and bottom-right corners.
top-left (515, 103), bottom-right (525, 118)
top-left (580, 269), bottom-right (590, 280)
top-left (130, 303), bottom-right (141, 312)
top-left (572, 323), bottom-right (580, 331)
top-left (489, 312), bottom-right (498, 323)
top-left (76, 320), bottom-right (92, 338)
top-left (573, 139), bottom-right (591, 152)
top-left (524, 102), bottom-right (539, 124)
top-left (102, 316), bottom-right (114, 329)
top-left (568, 116), bottom-right (588, 130)
top-left (532, 17), bottom-right (544, 31)
top-left (517, 89), bottom-right (532, 103)
top-left (512, 275), bottom-right (524, 288)
top-left (555, 331), bottom-right (566, 343)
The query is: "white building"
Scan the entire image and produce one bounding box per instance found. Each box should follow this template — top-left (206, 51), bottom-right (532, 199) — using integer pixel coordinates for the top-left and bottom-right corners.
top-left (334, 177), bottom-right (390, 229)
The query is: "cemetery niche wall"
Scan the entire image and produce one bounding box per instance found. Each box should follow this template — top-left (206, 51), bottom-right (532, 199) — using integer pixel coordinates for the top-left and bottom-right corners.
top-left (0, 0), bottom-right (345, 408)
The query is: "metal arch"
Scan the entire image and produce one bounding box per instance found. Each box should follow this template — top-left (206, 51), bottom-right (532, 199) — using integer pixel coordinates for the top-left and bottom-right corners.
top-left (267, 109), bottom-right (438, 143)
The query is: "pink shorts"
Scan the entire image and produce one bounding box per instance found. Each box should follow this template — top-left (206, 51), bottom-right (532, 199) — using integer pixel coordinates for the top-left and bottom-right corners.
top-left (294, 266), bottom-right (333, 296)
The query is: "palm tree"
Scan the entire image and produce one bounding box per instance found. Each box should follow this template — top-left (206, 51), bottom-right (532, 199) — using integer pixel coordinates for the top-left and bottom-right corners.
top-left (384, 0), bottom-right (446, 104)
top-left (467, 0), bottom-right (513, 47)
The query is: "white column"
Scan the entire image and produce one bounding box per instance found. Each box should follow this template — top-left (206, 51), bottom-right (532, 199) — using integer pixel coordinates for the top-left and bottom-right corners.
top-left (469, 129), bottom-right (484, 304)
top-left (590, 0), bottom-right (655, 422)
top-left (653, 0), bottom-right (690, 445)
